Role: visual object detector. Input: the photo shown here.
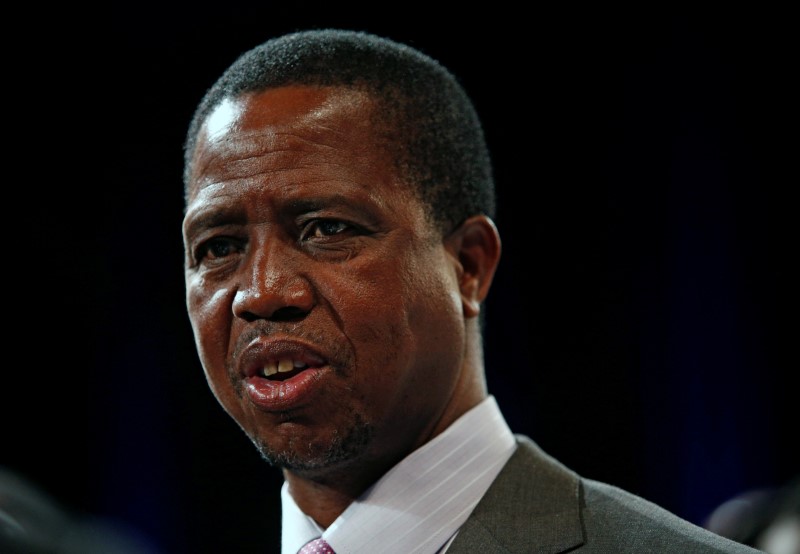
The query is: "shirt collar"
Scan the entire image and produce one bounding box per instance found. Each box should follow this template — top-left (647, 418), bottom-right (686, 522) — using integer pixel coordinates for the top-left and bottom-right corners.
top-left (281, 395), bottom-right (516, 554)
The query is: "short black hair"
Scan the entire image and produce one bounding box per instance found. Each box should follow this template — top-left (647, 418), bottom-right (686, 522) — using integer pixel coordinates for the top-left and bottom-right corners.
top-left (183, 29), bottom-right (495, 233)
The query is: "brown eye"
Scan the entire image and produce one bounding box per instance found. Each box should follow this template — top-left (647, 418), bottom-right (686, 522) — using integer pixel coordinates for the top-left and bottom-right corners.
top-left (195, 237), bottom-right (241, 262)
top-left (304, 219), bottom-right (351, 239)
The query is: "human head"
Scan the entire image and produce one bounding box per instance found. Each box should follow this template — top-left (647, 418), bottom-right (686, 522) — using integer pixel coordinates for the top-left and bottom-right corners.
top-left (182, 29), bottom-right (501, 491)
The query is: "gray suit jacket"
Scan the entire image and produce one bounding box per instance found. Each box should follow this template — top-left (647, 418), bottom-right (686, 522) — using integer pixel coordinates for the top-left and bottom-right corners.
top-left (447, 435), bottom-right (764, 553)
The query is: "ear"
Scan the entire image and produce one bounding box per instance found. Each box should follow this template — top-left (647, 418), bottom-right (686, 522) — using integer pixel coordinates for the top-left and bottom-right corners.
top-left (445, 215), bottom-right (502, 319)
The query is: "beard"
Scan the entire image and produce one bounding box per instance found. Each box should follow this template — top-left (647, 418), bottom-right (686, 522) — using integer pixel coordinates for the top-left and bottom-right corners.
top-left (249, 412), bottom-right (374, 475)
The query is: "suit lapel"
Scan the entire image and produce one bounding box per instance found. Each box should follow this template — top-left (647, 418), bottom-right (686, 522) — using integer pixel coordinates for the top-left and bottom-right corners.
top-left (447, 435), bottom-right (585, 554)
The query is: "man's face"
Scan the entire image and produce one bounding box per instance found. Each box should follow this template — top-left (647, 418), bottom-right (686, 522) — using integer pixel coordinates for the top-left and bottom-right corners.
top-left (183, 86), bottom-right (474, 480)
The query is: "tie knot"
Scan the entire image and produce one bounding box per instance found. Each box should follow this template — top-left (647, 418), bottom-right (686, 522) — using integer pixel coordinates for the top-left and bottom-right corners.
top-left (298, 537), bottom-right (335, 554)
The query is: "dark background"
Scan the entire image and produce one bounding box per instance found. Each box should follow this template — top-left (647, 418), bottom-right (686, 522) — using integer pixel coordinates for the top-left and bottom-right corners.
top-left (6, 6), bottom-right (795, 553)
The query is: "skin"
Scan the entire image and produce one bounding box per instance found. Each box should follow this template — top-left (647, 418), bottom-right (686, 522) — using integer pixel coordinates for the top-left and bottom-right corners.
top-left (183, 85), bottom-right (501, 527)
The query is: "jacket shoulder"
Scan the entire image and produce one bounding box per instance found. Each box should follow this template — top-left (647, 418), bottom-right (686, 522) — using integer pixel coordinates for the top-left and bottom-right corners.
top-left (579, 477), bottom-right (764, 553)
top-left (451, 435), bottom-right (764, 553)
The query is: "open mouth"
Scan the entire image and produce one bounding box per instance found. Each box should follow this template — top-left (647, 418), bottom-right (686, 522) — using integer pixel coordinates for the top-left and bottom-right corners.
top-left (240, 343), bottom-right (328, 410)
top-left (260, 359), bottom-right (310, 381)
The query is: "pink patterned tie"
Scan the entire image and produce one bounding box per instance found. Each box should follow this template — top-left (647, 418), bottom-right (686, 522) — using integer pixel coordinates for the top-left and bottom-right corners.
top-left (298, 538), bottom-right (335, 554)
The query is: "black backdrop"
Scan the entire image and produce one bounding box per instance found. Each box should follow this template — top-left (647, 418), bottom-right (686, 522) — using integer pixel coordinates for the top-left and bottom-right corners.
top-left (7, 6), bottom-right (795, 553)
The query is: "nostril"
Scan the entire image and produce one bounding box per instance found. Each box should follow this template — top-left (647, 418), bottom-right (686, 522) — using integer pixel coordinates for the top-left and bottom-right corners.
top-left (239, 311), bottom-right (260, 323)
top-left (270, 306), bottom-right (310, 322)
top-left (237, 306), bottom-right (308, 323)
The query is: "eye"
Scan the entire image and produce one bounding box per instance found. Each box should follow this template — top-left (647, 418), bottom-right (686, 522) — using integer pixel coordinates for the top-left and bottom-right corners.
top-left (301, 219), bottom-right (353, 240)
top-left (194, 236), bottom-right (242, 264)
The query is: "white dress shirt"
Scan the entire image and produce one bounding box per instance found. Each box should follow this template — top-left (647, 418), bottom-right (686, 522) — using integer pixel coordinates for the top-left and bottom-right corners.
top-left (281, 395), bottom-right (517, 554)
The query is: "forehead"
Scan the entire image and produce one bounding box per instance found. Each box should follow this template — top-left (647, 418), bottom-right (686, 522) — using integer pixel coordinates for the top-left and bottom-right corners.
top-left (189, 86), bottom-right (384, 189)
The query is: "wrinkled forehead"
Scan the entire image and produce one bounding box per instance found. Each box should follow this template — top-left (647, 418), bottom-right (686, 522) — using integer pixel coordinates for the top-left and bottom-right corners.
top-left (186, 86), bottom-right (393, 196)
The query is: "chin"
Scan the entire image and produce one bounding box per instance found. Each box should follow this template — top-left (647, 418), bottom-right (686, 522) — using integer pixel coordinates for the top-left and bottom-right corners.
top-left (251, 415), bottom-right (374, 474)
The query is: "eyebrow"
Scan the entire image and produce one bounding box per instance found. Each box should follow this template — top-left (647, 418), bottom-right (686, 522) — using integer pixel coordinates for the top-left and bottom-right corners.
top-left (182, 207), bottom-right (244, 239)
top-left (284, 194), bottom-right (384, 228)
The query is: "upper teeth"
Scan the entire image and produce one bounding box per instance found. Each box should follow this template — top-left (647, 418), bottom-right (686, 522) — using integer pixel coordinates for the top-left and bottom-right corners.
top-left (262, 359), bottom-right (307, 377)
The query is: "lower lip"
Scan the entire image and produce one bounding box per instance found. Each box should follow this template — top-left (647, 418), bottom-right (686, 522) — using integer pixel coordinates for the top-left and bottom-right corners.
top-left (243, 368), bottom-right (326, 411)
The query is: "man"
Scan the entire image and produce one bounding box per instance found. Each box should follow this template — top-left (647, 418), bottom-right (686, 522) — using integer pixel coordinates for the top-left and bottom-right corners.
top-left (181, 29), bottom-right (763, 553)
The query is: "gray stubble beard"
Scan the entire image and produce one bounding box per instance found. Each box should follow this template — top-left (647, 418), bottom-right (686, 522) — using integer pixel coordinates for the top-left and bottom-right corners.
top-left (251, 412), bottom-right (374, 475)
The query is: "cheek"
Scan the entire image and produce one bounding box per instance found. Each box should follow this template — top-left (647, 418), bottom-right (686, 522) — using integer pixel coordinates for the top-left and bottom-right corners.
top-left (325, 249), bottom-right (462, 388)
top-left (187, 282), bottom-right (247, 423)
top-left (331, 256), bottom-right (415, 329)
top-left (187, 279), bottom-right (235, 375)
top-left (401, 251), bottom-right (465, 376)
top-left (399, 246), bottom-right (463, 328)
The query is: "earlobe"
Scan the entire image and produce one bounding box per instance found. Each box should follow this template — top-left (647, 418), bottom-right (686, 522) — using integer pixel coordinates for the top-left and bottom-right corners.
top-left (446, 215), bottom-right (502, 319)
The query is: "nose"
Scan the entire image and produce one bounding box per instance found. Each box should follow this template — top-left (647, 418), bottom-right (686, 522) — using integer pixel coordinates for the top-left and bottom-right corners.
top-left (232, 241), bottom-right (314, 322)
